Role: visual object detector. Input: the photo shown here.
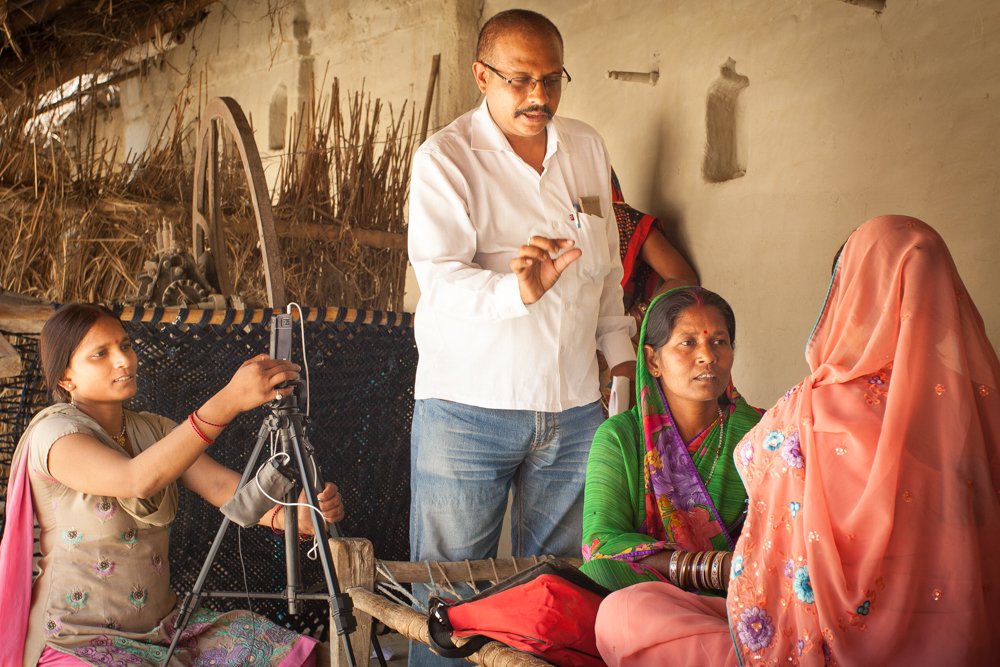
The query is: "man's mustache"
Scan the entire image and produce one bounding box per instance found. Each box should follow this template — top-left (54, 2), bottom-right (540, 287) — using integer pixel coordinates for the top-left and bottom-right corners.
top-left (514, 104), bottom-right (554, 118)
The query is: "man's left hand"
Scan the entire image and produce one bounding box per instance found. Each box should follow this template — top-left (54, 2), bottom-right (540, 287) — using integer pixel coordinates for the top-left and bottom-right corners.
top-left (511, 236), bottom-right (582, 304)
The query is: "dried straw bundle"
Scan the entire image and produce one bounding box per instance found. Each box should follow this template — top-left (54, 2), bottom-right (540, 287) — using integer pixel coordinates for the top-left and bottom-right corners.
top-left (0, 81), bottom-right (414, 311)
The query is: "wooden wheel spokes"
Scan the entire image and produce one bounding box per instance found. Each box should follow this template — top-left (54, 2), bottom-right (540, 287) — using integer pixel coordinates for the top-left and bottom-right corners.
top-left (192, 96), bottom-right (286, 309)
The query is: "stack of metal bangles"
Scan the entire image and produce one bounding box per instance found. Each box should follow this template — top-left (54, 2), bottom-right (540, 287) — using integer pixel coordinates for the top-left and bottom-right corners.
top-left (667, 550), bottom-right (733, 592)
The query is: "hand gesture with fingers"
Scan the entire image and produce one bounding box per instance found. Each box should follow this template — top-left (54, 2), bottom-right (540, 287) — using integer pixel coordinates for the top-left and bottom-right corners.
top-left (510, 236), bottom-right (582, 304)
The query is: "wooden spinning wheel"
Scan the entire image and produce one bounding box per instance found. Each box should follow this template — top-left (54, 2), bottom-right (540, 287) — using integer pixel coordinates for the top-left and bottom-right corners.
top-left (191, 96), bottom-right (287, 309)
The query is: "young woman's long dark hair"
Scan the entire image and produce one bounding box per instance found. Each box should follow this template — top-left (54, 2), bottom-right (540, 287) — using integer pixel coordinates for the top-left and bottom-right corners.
top-left (40, 303), bottom-right (118, 403)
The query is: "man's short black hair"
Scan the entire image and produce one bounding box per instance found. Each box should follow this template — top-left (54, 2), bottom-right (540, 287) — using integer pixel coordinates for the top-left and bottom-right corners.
top-left (476, 9), bottom-right (563, 63)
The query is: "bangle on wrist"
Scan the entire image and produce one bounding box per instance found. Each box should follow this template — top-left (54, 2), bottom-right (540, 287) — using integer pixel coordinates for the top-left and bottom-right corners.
top-left (193, 409), bottom-right (229, 428)
top-left (270, 506), bottom-right (283, 534)
top-left (668, 550), bottom-right (681, 586)
top-left (187, 413), bottom-right (214, 445)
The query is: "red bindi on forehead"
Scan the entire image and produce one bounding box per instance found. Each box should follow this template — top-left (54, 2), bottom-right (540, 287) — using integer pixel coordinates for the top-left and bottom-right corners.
top-left (703, 330), bottom-right (708, 335)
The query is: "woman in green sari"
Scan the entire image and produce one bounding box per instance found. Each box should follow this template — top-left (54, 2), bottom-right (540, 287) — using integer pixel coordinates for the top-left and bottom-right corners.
top-left (581, 286), bottom-right (762, 591)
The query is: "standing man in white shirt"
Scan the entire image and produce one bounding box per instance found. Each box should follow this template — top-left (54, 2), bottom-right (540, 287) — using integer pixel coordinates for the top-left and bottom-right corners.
top-left (407, 10), bottom-right (635, 663)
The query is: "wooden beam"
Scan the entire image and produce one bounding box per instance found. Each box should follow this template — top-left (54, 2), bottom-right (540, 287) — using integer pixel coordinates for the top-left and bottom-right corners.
top-left (348, 587), bottom-right (551, 667)
top-left (0, 296), bottom-right (412, 334)
top-left (298, 207), bottom-right (406, 251)
top-left (329, 538), bottom-right (374, 667)
top-left (0, 333), bottom-right (22, 378)
top-left (376, 556), bottom-right (581, 585)
top-left (0, 192), bottom-right (406, 250)
top-left (0, 293), bottom-right (52, 333)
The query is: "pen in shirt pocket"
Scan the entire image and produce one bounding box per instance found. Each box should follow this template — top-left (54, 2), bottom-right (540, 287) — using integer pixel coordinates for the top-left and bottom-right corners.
top-left (571, 202), bottom-right (581, 228)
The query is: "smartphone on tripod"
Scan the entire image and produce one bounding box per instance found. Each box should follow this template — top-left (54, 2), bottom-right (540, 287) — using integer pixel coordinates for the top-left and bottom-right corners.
top-left (270, 313), bottom-right (293, 360)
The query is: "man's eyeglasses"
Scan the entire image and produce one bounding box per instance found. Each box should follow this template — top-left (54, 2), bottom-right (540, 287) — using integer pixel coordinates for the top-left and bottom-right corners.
top-left (480, 62), bottom-right (572, 95)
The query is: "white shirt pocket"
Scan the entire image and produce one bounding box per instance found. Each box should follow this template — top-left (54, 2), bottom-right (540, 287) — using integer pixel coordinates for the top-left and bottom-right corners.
top-left (575, 212), bottom-right (612, 281)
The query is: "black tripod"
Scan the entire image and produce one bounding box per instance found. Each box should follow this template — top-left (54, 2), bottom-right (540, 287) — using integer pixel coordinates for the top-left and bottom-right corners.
top-left (162, 389), bottom-right (359, 666)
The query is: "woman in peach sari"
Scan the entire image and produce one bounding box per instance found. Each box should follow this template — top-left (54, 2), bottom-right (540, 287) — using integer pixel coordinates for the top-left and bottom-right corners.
top-left (595, 215), bottom-right (1000, 665)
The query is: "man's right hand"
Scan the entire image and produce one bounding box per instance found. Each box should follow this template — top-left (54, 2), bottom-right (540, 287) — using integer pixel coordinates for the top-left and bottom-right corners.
top-left (510, 236), bottom-right (582, 304)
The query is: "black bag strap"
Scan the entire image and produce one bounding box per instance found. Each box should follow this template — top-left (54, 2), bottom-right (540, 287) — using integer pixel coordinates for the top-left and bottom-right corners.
top-left (427, 596), bottom-right (492, 658)
top-left (425, 558), bottom-right (610, 658)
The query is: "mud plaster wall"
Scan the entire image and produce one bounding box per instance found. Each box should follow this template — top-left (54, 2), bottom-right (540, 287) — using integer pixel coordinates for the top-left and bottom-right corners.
top-left (114, 0), bottom-right (1000, 406)
top-left (479, 0), bottom-right (1000, 406)
top-left (117, 0), bottom-right (483, 187)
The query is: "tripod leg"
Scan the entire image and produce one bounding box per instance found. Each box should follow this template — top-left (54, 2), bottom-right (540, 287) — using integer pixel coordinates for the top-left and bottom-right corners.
top-left (283, 484), bottom-right (302, 615)
top-left (370, 619), bottom-right (389, 667)
top-left (161, 419), bottom-right (276, 665)
top-left (281, 418), bottom-right (359, 667)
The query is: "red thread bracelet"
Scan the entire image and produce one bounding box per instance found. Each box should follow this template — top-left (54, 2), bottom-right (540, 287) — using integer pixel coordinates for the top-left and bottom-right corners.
top-left (270, 505), bottom-right (314, 542)
top-left (193, 409), bottom-right (229, 428)
top-left (187, 413), bottom-right (214, 445)
top-left (270, 506), bottom-right (283, 534)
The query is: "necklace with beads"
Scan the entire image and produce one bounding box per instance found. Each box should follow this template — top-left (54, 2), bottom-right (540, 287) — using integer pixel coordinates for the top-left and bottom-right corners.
top-left (74, 402), bottom-right (128, 449)
top-left (111, 415), bottom-right (128, 449)
top-left (702, 407), bottom-right (726, 485)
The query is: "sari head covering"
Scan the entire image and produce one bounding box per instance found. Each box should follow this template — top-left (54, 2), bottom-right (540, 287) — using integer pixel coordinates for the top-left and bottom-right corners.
top-left (728, 216), bottom-right (1000, 664)
top-left (584, 287), bottom-right (762, 572)
top-left (636, 288), bottom-right (759, 554)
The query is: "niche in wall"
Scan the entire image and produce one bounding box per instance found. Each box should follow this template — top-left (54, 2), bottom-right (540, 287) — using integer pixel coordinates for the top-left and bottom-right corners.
top-left (702, 58), bottom-right (749, 183)
top-left (269, 85), bottom-right (288, 151)
top-left (840, 0), bottom-right (885, 10)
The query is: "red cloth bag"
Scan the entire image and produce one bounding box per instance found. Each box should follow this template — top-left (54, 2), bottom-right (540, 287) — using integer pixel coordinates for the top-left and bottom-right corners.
top-left (426, 559), bottom-right (608, 667)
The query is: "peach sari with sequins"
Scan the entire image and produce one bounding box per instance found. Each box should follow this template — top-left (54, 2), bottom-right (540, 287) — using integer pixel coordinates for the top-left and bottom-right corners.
top-left (596, 215), bottom-right (1000, 666)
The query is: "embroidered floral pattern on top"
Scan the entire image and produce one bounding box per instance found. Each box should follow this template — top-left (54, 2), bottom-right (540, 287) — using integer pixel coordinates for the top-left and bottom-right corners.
top-left (120, 527), bottom-right (138, 547)
top-left (44, 617), bottom-right (62, 636)
top-left (737, 439), bottom-right (754, 468)
top-left (731, 554), bottom-right (744, 578)
top-left (91, 558), bottom-right (116, 579)
top-left (66, 588), bottom-right (89, 609)
top-left (151, 552), bottom-right (164, 575)
top-left (128, 585), bottom-right (148, 609)
top-left (61, 527), bottom-right (84, 547)
top-left (94, 497), bottom-right (117, 522)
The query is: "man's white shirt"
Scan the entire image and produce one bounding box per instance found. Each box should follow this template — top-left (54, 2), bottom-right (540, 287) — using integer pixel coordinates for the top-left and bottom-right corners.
top-left (408, 100), bottom-right (635, 412)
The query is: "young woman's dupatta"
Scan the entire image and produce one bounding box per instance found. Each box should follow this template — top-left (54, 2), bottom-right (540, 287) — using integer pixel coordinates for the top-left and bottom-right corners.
top-left (0, 429), bottom-right (34, 665)
top-left (727, 216), bottom-right (1000, 664)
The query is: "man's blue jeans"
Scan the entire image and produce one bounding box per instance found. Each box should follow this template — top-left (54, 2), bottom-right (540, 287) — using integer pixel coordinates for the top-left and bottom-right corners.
top-left (407, 398), bottom-right (604, 666)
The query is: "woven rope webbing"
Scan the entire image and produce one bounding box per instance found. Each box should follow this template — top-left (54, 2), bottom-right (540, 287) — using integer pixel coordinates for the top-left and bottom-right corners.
top-left (0, 307), bottom-right (417, 638)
